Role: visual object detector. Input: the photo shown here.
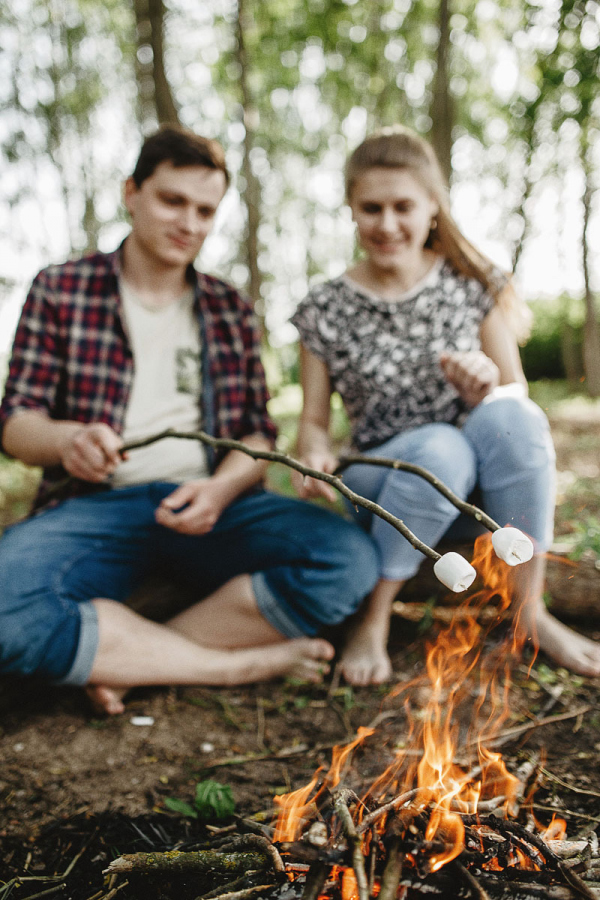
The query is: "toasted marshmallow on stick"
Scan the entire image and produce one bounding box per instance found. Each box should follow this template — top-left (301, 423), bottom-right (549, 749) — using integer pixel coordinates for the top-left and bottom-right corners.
top-left (433, 552), bottom-right (477, 592)
top-left (491, 527), bottom-right (534, 566)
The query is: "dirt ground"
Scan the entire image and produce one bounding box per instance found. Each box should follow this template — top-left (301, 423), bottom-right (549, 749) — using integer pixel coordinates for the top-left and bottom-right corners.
top-left (1, 402), bottom-right (599, 897)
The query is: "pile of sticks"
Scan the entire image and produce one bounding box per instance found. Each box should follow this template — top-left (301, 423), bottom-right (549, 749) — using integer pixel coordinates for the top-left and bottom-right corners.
top-left (104, 788), bottom-right (600, 900)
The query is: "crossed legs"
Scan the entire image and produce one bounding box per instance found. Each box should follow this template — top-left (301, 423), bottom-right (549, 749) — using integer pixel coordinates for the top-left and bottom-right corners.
top-left (87, 575), bottom-right (334, 715)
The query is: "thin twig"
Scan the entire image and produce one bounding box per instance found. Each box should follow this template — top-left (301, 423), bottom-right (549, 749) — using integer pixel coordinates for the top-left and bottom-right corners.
top-left (196, 887), bottom-right (275, 900)
top-left (14, 887), bottom-right (66, 900)
top-left (121, 429), bottom-right (446, 560)
top-left (467, 705), bottom-right (591, 751)
top-left (333, 791), bottom-right (369, 900)
top-left (196, 873), bottom-right (262, 900)
top-left (337, 454), bottom-right (500, 532)
top-left (539, 766), bottom-right (600, 800)
top-left (357, 789), bottom-right (420, 835)
top-left (451, 860), bottom-right (492, 900)
top-left (100, 882), bottom-right (130, 900)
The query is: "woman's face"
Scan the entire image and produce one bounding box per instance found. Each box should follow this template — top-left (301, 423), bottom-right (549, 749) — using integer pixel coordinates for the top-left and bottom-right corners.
top-left (349, 167), bottom-right (439, 272)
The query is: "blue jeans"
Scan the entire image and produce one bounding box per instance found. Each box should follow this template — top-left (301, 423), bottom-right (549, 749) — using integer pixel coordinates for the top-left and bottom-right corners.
top-left (343, 397), bottom-right (556, 581)
top-left (0, 484), bottom-right (379, 685)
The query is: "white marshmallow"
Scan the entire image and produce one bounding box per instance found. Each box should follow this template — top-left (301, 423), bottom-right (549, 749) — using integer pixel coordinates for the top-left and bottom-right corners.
top-left (433, 552), bottom-right (477, 592)
top-left (491, 527), bottom-right (534, 566)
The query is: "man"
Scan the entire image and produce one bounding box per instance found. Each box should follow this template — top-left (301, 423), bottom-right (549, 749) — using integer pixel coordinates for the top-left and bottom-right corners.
top-left (0, 126), bottom-right (378, 715)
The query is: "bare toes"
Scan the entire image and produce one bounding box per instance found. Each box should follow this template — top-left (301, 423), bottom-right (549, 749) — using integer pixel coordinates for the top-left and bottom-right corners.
top-left (85, 685), bottom-right (126, 716)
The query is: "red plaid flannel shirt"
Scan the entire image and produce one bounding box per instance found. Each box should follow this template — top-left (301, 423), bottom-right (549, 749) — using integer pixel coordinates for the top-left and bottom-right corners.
top-left (0, 245), bottom-right (277, 511)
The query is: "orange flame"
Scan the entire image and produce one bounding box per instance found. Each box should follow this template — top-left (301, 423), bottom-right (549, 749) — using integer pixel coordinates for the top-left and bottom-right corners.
top-left (274, 531), bottom-right (564, 874)
top-left (543, 815), bottom-right (567, 841)
top-left (273, 768), bottom-right (323, 843)
top-left (341, 867), bottom-right (359, 900)
top-left (273, 728), bottom-right (374, 844)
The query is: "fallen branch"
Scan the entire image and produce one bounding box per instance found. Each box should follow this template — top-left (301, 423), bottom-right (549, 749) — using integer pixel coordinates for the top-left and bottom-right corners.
top-left (392, 600), bottom-right (508, 624)
top-left (104, 849), bottom-right (270, 875)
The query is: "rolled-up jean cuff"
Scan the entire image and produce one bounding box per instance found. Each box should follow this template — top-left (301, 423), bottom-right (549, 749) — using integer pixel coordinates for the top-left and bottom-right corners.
top-left (251, 572), bottom-right (307, 639)
top-left (53, 601), bottom-right (99, 687)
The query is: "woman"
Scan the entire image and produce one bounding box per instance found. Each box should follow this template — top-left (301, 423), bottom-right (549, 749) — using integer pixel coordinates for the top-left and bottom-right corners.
top-left (292, 125), bottom-right (600, 686)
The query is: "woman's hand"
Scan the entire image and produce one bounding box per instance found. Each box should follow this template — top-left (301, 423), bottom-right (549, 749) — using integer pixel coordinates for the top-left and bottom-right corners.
top-left (440, 350), bottom-right (500, 407)
top-left (155, 478), bottom-right (230, 535)
top-left (291, 451), bottom-right (339, 503)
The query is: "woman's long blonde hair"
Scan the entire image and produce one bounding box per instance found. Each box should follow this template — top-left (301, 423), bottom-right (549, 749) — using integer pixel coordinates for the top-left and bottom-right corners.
top-left (345, 126), bottom-right (531, 341)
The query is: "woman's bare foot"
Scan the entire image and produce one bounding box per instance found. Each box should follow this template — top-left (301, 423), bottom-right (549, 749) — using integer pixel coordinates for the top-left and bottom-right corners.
top-left (340, 624), bottom-right (393, 686)
top-left (85, 684), bottom-right (128, 716)
top-left (523, 605), bottom-right (600, 677)
top-left (338, 577), bottom-right (401, 686)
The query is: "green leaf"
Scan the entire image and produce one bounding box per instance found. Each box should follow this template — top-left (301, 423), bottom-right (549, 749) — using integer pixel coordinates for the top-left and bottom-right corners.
top-left (164, 797), bottom-right (199, 818)
top-left (194, 780), bottom-right (236, 820)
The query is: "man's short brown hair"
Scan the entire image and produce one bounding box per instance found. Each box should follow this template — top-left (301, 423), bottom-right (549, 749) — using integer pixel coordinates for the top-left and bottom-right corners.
top-left (132, 125), bottom-right (230, 188)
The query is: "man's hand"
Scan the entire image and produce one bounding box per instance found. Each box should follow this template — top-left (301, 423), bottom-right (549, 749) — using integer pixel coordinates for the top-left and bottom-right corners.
top-left (155, 479), bottom-right (230, 535)
top-left (59, 423), bottom-right (123, 482)
top-left (439, 350), bottom-right (500, 407)
top-left (291, 451), bottom-right (339, 504)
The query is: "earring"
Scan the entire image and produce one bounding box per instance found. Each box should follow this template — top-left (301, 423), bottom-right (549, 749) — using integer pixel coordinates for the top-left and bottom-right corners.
top-left (430, 217), bottom-right (438, 232)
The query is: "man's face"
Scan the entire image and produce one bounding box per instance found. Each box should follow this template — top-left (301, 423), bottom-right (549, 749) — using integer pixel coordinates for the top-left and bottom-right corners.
top-left (124, 161), bottom-right (228, 269)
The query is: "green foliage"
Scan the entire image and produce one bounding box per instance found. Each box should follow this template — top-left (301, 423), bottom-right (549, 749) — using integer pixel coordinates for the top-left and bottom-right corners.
top-left (565, 516), bottom-right (600, 561)
top-left (164, 779), bottom-right (236, 821)
top-left (521, 296), bottom-right (586, 382)
top-left (0, 455), bottom-right (40, 534)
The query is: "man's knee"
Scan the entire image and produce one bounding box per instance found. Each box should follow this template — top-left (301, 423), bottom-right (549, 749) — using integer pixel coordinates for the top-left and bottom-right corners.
top-left (258, 510), bottom-right (379, 632)
top-left (0, 532), bottom-right (91, 683)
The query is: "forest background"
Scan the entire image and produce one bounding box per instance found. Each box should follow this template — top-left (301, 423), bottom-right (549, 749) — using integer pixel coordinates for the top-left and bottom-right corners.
top-left (1, 0), bottom-right (600, 530)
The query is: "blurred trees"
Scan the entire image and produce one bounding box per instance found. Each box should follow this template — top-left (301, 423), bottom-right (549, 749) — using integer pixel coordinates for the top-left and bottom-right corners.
top-left (1, 0), bottom-right (599, 390)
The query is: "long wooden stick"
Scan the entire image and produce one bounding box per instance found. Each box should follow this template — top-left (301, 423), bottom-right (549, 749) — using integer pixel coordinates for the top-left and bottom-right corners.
top-left (337, 454), bottom-right (500, 532)
top-left (121, 429), bottom-right (444, 560)
top-left (121, 428), bottom-right (501, 561)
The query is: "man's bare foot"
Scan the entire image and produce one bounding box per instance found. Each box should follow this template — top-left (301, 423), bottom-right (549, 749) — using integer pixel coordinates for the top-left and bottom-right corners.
top-left (84, 638), bottom-right (335, 716)
top-left (231, 638), bottom-right (335, 684)
top-left (85, 684), bottom-right (128, 716)
top-left (522, 605), bottom-right (600, 677)
top-left (339, 626), bottom-right (393, 686)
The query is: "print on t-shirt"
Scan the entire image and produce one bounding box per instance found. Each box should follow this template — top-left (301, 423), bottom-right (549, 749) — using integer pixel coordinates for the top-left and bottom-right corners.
top-left (176, 347), bottom-right (202, 395)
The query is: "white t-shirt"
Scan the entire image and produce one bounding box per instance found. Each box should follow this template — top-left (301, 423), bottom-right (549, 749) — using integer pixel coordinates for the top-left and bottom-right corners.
top-left (111, 280), bottom-right (209, 487)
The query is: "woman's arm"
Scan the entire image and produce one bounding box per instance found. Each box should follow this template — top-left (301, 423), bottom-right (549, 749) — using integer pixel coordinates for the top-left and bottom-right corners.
top-left (440, 304), bottom-right (528, 407)
top-left (480, 304), bottom-right (528, 388)
top-left (294, 345), bottom-right (338, 502)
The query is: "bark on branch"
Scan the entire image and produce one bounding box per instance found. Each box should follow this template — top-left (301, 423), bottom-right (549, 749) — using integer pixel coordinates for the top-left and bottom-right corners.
top-left (121, 428), bottom-right (503, 562)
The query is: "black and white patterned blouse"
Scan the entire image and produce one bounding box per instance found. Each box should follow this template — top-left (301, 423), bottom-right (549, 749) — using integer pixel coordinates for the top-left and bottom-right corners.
top-left (291, 258), bottom-right (496, 451)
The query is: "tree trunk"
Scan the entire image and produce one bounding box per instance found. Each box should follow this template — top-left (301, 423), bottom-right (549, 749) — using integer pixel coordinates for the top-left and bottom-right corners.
top-left (235, 0), bottom-right (264, 326)
top-left (429, 0), bottom-right (453, 183)
top-left (581, 135), bottom-right (600, 397)
top-left (133, 0), bottom-right (179, 128)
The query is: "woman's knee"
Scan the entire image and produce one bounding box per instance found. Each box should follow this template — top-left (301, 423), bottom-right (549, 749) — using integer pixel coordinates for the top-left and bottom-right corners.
top-left (464, 397), bottom-right (555, 484)
top-left (386, 424), bottom-right (477, 500)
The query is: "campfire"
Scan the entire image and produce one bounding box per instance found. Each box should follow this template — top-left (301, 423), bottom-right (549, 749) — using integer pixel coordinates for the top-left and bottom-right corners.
top-left (106, 534), bottom-right (600, 900)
